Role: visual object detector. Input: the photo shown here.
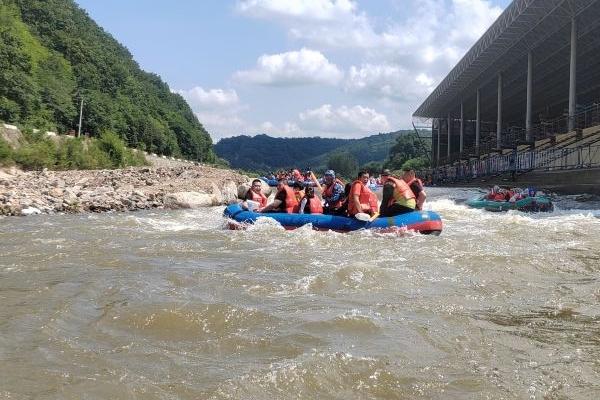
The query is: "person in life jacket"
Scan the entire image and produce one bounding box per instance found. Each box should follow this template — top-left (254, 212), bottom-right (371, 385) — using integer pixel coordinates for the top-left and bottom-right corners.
top-left (319, 170), bottom-right (345, 215)
top-left (298, 186), bottom-right (323, 214)
top-left (348, 170), bottom-right (379, 217)
top-left (242, 178), bottom-right (268, 211)
top-left (486, 185), bottom-right (505, 201)
top-left (401, 168), bottom-right (427, 211)
top-left (292, 168), bottom-right (304, 182)
top-left (259, 178), bottom-right (299, 213)
top-left (379, 169), bottom-right (416, 216)
top-left (292, 181), bottom-right (305, 204)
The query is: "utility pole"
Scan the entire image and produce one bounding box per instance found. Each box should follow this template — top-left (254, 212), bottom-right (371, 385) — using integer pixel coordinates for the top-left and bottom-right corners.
top-left (77, 97), bottom-right (84, 137)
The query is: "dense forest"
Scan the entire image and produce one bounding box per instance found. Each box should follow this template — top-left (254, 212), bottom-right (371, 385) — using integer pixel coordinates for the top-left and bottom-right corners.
top-left (215, 130), bottom-right (431, 176)
top-left (0, 0), bottom-right (214, 162)
top-left (215, 131), bottom-right (410, 173)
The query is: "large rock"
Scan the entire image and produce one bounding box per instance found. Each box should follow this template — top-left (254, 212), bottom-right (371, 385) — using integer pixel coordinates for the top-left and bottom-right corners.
top-left (237, 183), bottom-right (250, 200)
top-left (221, 180), bottom-right (239, 204)
top-left (164, 191), bottom-right (219, 208)
top-left (21, 206), bottom-right (41, 216)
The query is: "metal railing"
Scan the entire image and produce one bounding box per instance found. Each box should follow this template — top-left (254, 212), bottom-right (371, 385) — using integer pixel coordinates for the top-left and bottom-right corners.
top-left (426, 142), bottom-right (600, 183)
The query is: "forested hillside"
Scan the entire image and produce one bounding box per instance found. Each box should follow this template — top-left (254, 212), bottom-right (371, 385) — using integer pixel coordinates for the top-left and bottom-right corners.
top-left (214, 131), bottom-right (410, 172)
top-left (0, 0), bottom-right (214, 161)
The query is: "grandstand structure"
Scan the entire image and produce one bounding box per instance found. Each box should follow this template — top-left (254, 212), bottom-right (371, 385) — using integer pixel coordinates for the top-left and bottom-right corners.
top-left (413, 0), bottom-right (600, 183)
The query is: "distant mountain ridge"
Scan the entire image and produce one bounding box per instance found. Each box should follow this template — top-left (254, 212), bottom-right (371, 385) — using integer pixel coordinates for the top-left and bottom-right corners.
top-left (214, 131), bottom-right (412, 172)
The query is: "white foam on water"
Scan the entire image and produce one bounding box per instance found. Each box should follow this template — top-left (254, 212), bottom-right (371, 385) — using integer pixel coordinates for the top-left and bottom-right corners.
top-left (129, 207), bottom-right (226, 232)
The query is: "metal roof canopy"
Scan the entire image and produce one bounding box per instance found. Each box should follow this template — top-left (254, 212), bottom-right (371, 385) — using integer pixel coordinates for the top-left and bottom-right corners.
top-left (413, 0), bottom-right (600, 122)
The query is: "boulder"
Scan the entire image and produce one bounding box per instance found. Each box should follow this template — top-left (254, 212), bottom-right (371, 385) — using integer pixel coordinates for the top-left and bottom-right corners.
top-left (49, 188), bottom-right (64, 197)
top-left (237, 182), bottom-right (250, 200)
top-left (164, 191), bottom-right (219, 208)
top-left (221, 180), bottom-right (239, 204)
top-left (21, 206), bottom-right (41, 216)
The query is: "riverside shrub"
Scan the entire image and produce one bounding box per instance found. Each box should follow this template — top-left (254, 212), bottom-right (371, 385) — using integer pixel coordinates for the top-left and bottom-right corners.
top-left (13, 138), bottom-right (57, 169)
top-left (0, 137), bottom-right (13, 164)
top-left (96, 131), bottom-right (146, 168)
top-left (7, 132), bottom-right (147, 170)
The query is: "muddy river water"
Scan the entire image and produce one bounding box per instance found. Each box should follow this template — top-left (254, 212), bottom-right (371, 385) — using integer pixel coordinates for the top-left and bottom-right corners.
top-left (1, 187), bottom-right (599, 399)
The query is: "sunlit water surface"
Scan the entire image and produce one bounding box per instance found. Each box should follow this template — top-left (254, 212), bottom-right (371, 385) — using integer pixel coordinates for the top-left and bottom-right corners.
top-left (1, 187), bottom-right (600, 399)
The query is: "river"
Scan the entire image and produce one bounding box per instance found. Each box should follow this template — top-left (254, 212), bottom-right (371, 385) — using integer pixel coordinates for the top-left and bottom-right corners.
top-left (1, 187), bottom-right (599, 399)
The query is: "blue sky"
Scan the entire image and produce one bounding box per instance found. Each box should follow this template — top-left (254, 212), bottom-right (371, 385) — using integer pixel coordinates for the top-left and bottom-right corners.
top-left (75, 0), bottom-right (511, 141)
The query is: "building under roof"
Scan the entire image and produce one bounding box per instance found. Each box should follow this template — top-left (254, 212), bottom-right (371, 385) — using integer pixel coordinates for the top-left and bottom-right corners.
top-left (414, 0), bottom-right (600, 165)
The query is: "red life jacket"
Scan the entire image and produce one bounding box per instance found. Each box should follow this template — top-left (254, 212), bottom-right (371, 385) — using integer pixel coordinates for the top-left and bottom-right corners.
top-left (305, 196), bottom-right (323, 214)
top-left (246, 189), bottom-right (267, 208)
top-left (280, 185), bottom-right (299, 213)
top-left (493, 193), bottom-right (506, 201)
top-left (347, 180), bottom-right (378, 216)
top-left (322, 178), bottom-right (344, 209)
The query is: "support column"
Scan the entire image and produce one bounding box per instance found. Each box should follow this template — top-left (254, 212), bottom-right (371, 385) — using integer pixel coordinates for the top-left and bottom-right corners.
top-left (460, 102), bottom-right (464, 154)
top-left (526, 52), bottom-right (533, 141)
top-left (437, 118), bottom-right (441, 167)
top-left (476, 88), bottom-right (480, 152)
top-left (568, 17), bottom-right (577, 131)
top-left (497, 73), bottom-right (502, 148)
top-left (447, 113), bottom-right (451, 158)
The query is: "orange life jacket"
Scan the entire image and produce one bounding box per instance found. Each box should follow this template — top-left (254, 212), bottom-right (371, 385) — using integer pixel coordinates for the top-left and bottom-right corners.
top-left (280, 185), bottom-right (299, 213)
top-left (322, 178), bottom-right (344, 209)
top-left (405, 177), bottom-right (424, 197)
top-left (246, 189), bottom-right (267, 208)
top-left (348, 180), bottom-right (378, 215)
top-left (305, 196), bottom-right (323, 214)
top-left (385, 176), bottom-right (416, 209)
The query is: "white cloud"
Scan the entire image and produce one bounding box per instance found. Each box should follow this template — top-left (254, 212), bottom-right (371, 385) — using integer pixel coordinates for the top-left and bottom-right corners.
top-left (236, 0), bottom-right (380, 49)
top-left (233, 48), bottom-right (343, 86)
top-left (196, 112), bottom-right (246, 138)
top-left (299, 104), bottom-right (390, 135)
top-left (258, 121), bottom-right (302, 136)
top-left (194, 1), bottom-right (504, 138)
top-left (177, 86), bottom-right (246, 141)
top-left (345, 64), bottom-right (436, 102)
top-left (237, 104), bottom-right (391, 139)
top-left (236, 0), bottom-right (356, 21)
top-left (177, 86), bottom-right (239, 109)
top-left (236, 0), bottom-right (502, 98)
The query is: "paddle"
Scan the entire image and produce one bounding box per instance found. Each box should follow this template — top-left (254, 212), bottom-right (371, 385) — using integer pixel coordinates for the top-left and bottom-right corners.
top-left (355, 212), bottom-right (379, 222)
top-left (354, 212), bottom-right (370, 221)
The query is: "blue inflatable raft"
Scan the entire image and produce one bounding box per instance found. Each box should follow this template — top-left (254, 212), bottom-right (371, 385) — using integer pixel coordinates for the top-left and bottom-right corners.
top-left (223, 203), bottom-right (443, 234)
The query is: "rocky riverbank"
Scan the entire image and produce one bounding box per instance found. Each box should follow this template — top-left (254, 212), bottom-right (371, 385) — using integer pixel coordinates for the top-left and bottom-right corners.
top-left (0, 164), bottom-right (250, 216)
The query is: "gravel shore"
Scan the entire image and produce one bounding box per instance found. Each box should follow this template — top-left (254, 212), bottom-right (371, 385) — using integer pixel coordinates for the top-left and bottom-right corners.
top-left (0, 164), bottom-right (249, 216)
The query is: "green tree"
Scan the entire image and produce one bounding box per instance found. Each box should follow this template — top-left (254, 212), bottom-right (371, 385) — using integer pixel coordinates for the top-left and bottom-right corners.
top-left (2, 0), bottom-right (215, 161)
top-left (385, 133), bottom-right (431, 171)
top-left (361, 161), bottom-right (382, 175)
top-left (327, 151), bottom-right (358, 179)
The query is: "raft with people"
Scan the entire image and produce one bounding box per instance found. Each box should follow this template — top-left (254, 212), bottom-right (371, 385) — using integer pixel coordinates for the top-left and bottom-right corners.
top-left (224, 203), bottom-right (443, 234)
top-left (466, 186), bottom-right (554, 212)
top-left (226, 168), bottom-right (443, 235)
